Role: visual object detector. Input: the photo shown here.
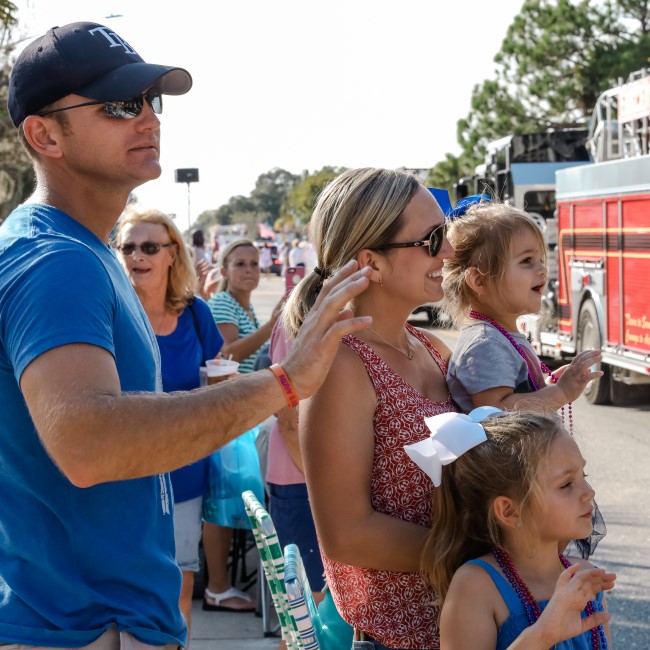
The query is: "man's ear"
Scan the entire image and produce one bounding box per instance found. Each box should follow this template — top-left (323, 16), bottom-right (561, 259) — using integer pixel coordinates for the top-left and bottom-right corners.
top-left (492, 495), bottom-right (521, 530)
top-left (21, 116), bottom-right (65, 159)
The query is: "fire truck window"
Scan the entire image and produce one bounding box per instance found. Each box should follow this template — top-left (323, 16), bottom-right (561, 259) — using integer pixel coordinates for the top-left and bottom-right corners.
top-left (523, 191), bottom-right (555, 221)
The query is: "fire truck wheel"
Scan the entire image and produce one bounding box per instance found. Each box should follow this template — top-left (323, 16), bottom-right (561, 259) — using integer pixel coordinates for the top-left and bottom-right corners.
top-left (577, 299), bottom-right (611, 405)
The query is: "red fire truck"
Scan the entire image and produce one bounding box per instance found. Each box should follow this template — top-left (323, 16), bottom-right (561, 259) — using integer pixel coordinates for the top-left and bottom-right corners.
top-left (521, 69), bottom-right (650, 403)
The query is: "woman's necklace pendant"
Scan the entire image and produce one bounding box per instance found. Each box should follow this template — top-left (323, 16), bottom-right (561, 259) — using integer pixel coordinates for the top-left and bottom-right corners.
top-left (367, 326), bottom-right (414, 360)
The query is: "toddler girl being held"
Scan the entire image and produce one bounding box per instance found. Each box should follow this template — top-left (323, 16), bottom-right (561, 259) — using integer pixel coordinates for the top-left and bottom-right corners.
top-left (406, 409), bottom-right (615, 650)
top-left (442, 202), bottom-right (602, 416)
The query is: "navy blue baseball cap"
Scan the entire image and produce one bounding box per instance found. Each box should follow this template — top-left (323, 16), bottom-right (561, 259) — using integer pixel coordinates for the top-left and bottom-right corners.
top-left (8, 21), bottom-right (192, 127)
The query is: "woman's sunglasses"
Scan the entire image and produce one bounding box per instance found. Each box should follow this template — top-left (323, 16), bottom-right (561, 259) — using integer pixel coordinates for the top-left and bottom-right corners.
top-left (377, 221), bottom-right (447, 258)
top-left (116, 242), bottom-right (173, 256)
top-left (36, 90), bottom-right (163, 121)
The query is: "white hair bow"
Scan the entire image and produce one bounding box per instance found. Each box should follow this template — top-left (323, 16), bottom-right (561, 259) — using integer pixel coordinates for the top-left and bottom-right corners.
top-left (404, 406), bottom-right (502, 486)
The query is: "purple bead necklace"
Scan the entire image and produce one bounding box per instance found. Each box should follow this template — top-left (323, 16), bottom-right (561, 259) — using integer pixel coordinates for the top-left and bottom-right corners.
top-left (491, 546), bottom-right (607, 649)
top-left (469, 310), bottom-right (573, 433)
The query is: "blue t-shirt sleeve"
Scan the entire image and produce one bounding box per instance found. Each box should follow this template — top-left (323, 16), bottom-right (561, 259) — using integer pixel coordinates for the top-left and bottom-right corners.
top-left (194, 297), bottom-right (223, 360)
top-left (3, 244), bottom-right (115, 382)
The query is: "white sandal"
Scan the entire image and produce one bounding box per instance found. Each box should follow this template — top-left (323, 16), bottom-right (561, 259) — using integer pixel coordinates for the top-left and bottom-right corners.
top-left (202, 586), bottom-right (255, 612)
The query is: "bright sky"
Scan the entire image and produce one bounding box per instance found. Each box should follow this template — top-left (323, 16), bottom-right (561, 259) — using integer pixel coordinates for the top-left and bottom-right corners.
top-left (12, 0), bottom-right (524, 230)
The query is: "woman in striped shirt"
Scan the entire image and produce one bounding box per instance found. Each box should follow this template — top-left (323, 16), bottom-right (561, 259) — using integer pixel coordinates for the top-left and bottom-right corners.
top-left (207, 239), bottom-right (282, 373)
top-left (202, 239), bottom-right (283, 612)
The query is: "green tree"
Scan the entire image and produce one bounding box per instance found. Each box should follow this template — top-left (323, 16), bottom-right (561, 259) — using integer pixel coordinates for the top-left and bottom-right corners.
top-left (250, 167), bottom-right (300, 225)
top-left (455, 0), bottom-right (650, 176)
top-left (426, 154), bottom-right (478, 204)
top-left (458, 0), bottom-right (600, 167)
top-left (579, 0), bottom-right (650, 101)
top-left (194, 208), bottom-right (220, 229)
top-left (0, 0), bottom-right (17, 39)
top-left (0, 1), bottom-right (35, 223)
top-left (195, 169), bottom-right (299, 236)
top-left (194, 193), bottom-right (267, 237)
top-left (284, 166), bottom-right (346, 230)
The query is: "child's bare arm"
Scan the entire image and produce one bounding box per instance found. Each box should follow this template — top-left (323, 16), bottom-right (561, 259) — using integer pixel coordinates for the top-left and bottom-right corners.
top-left (471, 349), bottom-right (604, 412)
top-left (471, 384), bottom-right (563, 411)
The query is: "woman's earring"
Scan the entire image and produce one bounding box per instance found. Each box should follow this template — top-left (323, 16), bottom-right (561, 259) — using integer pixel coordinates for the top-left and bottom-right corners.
top-left (379, 275), bottom-right (383, 287)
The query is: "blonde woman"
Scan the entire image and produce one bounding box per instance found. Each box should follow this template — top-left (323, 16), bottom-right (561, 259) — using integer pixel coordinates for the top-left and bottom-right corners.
top-left (115, 208), bottom-right (224, 642)
top-left (285, 168), bottom-right (457, 649)
top-left (208, 239), bottom-right (283, 372)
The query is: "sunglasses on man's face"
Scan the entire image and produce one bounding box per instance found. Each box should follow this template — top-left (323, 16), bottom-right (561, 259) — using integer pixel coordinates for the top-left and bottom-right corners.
top-left (377, 221), bottom-right (448, 258)
top-left (36, 90), bottom-right (163, 121)
top-left (116, 241), bottom-right (173, 256)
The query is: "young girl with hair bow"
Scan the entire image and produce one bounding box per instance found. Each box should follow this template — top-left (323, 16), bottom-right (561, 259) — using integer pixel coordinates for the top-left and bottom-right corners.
top-left (405, 409), bottom-right (615, 650)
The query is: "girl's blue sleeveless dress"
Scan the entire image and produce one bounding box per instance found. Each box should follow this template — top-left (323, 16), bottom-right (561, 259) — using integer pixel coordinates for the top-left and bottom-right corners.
top-left (467, 559), bottom-right (609, 649)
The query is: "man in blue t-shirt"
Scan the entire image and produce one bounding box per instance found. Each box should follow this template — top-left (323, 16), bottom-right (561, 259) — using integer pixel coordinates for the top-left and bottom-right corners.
top-left (0, 20), bottom-right (372, 649)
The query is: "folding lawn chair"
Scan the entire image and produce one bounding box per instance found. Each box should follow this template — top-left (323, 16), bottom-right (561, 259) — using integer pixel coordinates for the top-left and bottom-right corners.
top-left (283, 543), bottom-right (321, 649)
top-left (284, 543), bottom-right (354, 650)
top-left (242, 490), bottom-right (300, 650)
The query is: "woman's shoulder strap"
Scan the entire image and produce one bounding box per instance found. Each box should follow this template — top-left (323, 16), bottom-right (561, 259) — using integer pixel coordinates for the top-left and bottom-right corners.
top-left (342, 334), bottom-right (387, 382)
top-left (407, 323), bottom-right (448, 375)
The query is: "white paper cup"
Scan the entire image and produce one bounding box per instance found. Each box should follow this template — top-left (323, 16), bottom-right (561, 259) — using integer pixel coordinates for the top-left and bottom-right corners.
top-left (206, 359), bottom-right (239, 384)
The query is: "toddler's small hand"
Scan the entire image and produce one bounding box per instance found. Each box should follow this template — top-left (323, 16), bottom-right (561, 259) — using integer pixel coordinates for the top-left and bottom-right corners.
top-left (554, 349), bottom-right (603, 402)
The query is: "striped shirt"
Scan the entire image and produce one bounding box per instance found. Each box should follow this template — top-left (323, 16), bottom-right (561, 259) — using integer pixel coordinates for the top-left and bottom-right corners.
top-left (208, 291), bottom-right (262, 374)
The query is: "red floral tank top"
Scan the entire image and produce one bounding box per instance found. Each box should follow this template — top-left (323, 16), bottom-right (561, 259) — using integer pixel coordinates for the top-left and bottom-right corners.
top-left (322, 325), bottom-right (457, 649)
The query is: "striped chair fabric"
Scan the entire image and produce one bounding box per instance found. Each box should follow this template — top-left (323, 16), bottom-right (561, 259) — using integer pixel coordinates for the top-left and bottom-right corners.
top-left (242, 490), bottom-right (300, 650)
top-left (284, 543), bottom-right (321, 649)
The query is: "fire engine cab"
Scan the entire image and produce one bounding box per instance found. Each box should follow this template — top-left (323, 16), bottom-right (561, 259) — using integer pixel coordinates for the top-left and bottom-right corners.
top-left (522, 69), bottom-right (650, 403)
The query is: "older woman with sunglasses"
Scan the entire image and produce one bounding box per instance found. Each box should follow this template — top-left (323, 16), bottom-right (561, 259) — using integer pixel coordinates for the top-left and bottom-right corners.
top-left (115, 208), bottom-right (223, 643)
top-left (284, 168), bottom-right (458, 650)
